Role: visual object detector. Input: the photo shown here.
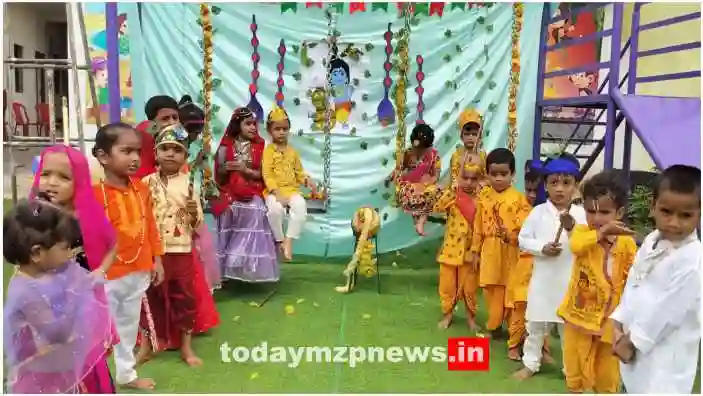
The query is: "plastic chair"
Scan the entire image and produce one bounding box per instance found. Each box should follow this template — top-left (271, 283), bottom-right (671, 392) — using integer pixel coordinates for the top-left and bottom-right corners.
top-left (35, 103), bottom-right (51, 137)
top-left (11, 102), bottom-right (40, 137)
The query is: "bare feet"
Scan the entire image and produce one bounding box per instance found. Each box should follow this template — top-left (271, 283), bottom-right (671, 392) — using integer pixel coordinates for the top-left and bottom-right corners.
top-left (512, 367), bottom-right (535, 381)
top-left (541, 351), bottom-right (556, 365)
top-left (437, 313), bottom-right (453, 329)
top-left (135, 345), bottom-right (153, 367)
top-left (122, 378), bottom-right (156, 390)
top-left (467, 317), bottom-right (480, 333)
top-left (181, 350), bottom-right (203, 367)
top-left (282, 238), bottom-right (293, 261)
top-left (414, 216), bottom-right (427, 236)
top-left (508, 347), bottom-right (521, 361)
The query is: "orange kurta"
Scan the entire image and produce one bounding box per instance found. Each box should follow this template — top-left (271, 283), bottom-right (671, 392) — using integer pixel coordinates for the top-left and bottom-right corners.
top-left (471, 186), bottom-right (531, 331)
top-left (94, 178), bottom-right (164, 280)
top-left (558, 225), bottom-right (637, 393)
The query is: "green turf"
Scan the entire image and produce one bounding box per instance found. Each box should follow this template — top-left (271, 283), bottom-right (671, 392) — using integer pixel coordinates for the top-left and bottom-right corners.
top-left (2, 199), bottom-right (700, 393)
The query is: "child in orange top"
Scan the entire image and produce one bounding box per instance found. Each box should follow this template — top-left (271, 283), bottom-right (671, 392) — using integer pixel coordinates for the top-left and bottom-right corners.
top-left (470, 148), bottom-right (531, 338)
top-left (558, 171), bottom-right (637, 393)
top-left (92, 122), bottom-right (165, 391)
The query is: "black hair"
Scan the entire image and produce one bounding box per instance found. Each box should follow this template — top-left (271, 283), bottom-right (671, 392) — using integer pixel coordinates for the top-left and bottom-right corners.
top-left (486, 148), bottom-right (515, 173)
top-left (462, 122), bottom-right (481, 132)
top-left (581, 170), bottom-right (628, 209)
top-left (329, 57), bottom-right (350, 84)
top-left (3, 199), bottom-right (75, 265)
top-left (410, 123), bottom-right (435, 148)
top-left (178, 95), bottom-right (205, 135)
top-left (91, 122), bottom-right (137, 158)
top-left (144, 95), bottom-right (179, 120)
top-left (654, 164), bottom-right (701, 202)
top-left (524, 160), bottom-right (542, 183)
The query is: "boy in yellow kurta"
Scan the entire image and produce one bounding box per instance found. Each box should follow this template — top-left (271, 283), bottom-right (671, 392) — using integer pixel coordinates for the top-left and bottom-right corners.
top-left (470, 148), bottom-right (531, 338)
top-left (262, 105), bottom-right (318, 261)
top-left (557, 171), bottom-right (637, 393)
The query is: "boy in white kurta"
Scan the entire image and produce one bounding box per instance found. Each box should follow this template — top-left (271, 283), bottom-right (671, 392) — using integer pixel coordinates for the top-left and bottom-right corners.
top-left (514, 157), bottom-right (587, 380)
top-left (610, 165), bottom-right (701, 394)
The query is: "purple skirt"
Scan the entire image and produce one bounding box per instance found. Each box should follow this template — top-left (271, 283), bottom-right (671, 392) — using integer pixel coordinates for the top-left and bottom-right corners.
top-left (217, 196), bottom-right (280, 283)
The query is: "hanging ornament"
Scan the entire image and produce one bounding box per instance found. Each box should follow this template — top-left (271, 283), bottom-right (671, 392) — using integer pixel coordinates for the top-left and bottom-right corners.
top-left (429, 3), bottom-right (445, 16)
top-left (350, 2), bottom-right (367, 14)
top-left (507, 3), bottom-right (524, 153)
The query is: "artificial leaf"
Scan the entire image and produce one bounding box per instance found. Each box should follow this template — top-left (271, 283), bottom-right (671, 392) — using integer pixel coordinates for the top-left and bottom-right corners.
top-left (443, 135), bottom-right (451, 143)
top-left (293, 98), bottom-right (301, 106)
top-left (475, 70), bottom-right (484, 79)
top-left (362, 112), bottom-right (369, 121)
top-left (442, 112), bottom-right (450, 121)
top-left (297, 129), bottom-right (304, 136)
top-left (444, 29), bottom-right (452, 38)
top-left (484, 128), bottom-right (490, 137)
top-left (360, 141), bottom-right (368, 150)
top-left (212, 78), bottom-right (222, 89)
top-left (211, 5), bottom-right (222, 15)
top-left (350, 127), bottom-right (357, 136)
top-left (486, 24), bottom-right (494, 33)
top-left (477, 16), bottom-right (485, 24)
top-left (370, 188), bottom-right (378, 194)
top-left (383, 137), bottom-right (391, 145)
top-left (381, 158), bottom-right (389, 166)
top-left (211, 104), bottom-right (221, 114)
top-left (488, 81), bottom-right (497, 89)
top-left (382, 213), bottom-right (389, 221)
top-left (361, 93), bottom-right (369, 101)
top-left (352, 78), bottom-right (360, 86)
top-left (292, 72), bottom-right (302, 81)
top-left (455, 66), bottom-right (460, 73)
top-left (292, 44), bottom-right (300, 54)
top-left (443, 54), bottom-right (452, 62)
top-left (382, 192), bottom-right (391, 200)
top-left (488, 102), bottom-right (497, 111)
top-left (364, 70), bottom-right (372, 78)
top-left (453, 101), bottom-right (460, 109)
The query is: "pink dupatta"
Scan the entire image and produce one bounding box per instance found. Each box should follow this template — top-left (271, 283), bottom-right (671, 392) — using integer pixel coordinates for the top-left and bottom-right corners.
top-left (400, 148), bottom-right (439, 183)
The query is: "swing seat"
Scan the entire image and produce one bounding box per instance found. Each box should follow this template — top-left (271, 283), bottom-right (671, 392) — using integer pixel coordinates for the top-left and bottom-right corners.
top-left (306, 198), bottom-right (328, 214)
top-left (427, 214), bottom-right (447, 225)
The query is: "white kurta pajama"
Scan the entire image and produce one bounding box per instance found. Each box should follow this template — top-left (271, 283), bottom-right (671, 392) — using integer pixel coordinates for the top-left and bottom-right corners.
top-left (517, 201), bottom-right (587, 373)
top-left (610, 230), bottom-right (701, 394)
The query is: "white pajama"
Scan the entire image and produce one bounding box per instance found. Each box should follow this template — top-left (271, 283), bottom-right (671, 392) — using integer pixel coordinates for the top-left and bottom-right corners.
top-left (522, 321), bottom-right (565, 373)
top-left (266, 193), bottom-right (307, 241)
top-left (104, 270), bottom-right (151, 385)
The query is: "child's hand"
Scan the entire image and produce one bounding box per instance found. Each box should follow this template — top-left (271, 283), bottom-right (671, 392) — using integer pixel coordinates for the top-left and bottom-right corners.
top-left (275, 191), bottom-right (289, 206)
top-left (468, 252), bottom-right (480, 272)
top-left (599, 221), bottom-right (635, 237)
top-left (541, 242), bottom-right (562, 256)
top-left (152, 257), bottom-right (165, 286)
top-left (612, 334), bottom-right (636, 364)
top-left (226, 161), bottom-right (245, 172)
top-left (186, 199), bottom-right (199, 218)
top-left (306, 178), bottom-right (317, 194)
top-left (559, 212), bottom-right (576, 231)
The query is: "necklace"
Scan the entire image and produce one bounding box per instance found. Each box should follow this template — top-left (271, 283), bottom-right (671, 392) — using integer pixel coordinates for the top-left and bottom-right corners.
top-left (100, 179), bottom-right (146, 265)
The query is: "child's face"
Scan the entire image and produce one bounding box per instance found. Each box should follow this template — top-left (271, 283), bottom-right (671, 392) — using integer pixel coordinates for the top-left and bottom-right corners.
top-left (31, 240), bottom-right (72, 272)
top-left (584, 195), bottom-right (623, 230)
top-left (545, 174), bottom-right (576, 207)
top-left (38, 152), bottom-right (74, 208)
top-left (155, 108), bottom-right (179, 127)
top-left (97, 128), bottom-right (142, 177)
top-left (156, 143), bottom-right (187, 175)
top-left (461, 125), bottom-right (480, 149)
top-left (240, 117), bottom-right (258, 140)
top-left (487, 163), bottom-right (513, 192)
top-left (652, 189), bottom-right (701, 241)
top-left (524, 179), bottom-right (539, 206)
top-left (461, 169), bottom-right (481, 195)
top-left (268, 120), bottom-right (290, 143)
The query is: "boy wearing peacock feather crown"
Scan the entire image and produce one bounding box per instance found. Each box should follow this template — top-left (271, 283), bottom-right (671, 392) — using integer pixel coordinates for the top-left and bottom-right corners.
top-left (262, 104), bottom-right (318, 261)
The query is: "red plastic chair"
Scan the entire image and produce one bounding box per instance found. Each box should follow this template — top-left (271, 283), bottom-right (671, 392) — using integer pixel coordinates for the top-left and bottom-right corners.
top-left (35, 103), bottom-right (51, 137)
top-left (11, 102), bottom-right (40, 137)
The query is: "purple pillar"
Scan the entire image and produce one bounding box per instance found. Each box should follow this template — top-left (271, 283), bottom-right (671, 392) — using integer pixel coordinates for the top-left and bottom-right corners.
top-left (604, 3), bottom-right (624, 169)
top-left (105, 3), bottom-right (121, 123)
top-left (532, 5), bottom-right (550, 161)
top-left (622, 4), bottom-right (643, 176)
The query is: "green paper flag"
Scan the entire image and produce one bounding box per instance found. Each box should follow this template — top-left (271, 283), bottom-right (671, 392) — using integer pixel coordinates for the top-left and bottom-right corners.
top-left (330, 3), bottom-right (344, 13)
top-left (451, 2), bottom-right (466, 10)
top-left (372, 2), bottom-right (389, 11)
top-left (414, 3), bottom-right (429, 15)
top-left (281, 2), bottom-right (297, 13)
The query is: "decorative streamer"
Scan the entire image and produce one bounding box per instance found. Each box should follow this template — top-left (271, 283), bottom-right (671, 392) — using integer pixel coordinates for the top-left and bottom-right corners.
top-left (276, 39), bottom-right (286, 107)
top-left (415, 55), bottom-right (425, 124)
top-left (247, 15), bottom-right (264, 122)
top-left (392, 4), bottom-right (412, 194)
top-left (306, 2), bottom-right (323, 8)
top-left (376, 23), bottom-right (395, 126)
top-left (429, 2), bottom-right (445, 16)
top-left (507, 3), bottom-right (523, 152)
top-left (198, 4), bottom-right (216, 197)
top-left (349, 2), bottom-right (367, 13)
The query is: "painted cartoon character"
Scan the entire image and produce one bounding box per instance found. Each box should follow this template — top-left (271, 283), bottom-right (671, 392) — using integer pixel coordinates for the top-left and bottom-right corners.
top-left (569, 71), bottom-right (596, 96)
top-left (310, 88), bottom-right (336, 131)
top-left (548, 4), bottom-right (575, 45)
top-left (91, 13), bottom-right (130, 56)
top-left (329, 56), bottom-right (353, 129)
top-left (89, 56), bottom-right (132, 119)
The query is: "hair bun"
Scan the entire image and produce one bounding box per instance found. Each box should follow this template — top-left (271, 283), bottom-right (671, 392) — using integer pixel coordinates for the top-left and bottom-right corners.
top-left (179, 95), bottom-right (193, 106)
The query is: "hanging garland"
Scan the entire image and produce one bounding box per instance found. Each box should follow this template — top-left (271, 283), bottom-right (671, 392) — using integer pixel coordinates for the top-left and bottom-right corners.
top-left (197, 4), bottom-right (218, 197)
top-left (392, 4), bottom-right (412, 192)
top-left (507, 3), bottom-right (523, 152)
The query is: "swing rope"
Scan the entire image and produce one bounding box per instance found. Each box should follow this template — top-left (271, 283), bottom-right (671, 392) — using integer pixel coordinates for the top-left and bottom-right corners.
top-left (320, 6), bottom-right (337, 211)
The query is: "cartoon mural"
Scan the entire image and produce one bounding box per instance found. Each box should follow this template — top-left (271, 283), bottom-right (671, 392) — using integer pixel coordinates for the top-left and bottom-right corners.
top-left (83, 3), bottom-right (135, 124)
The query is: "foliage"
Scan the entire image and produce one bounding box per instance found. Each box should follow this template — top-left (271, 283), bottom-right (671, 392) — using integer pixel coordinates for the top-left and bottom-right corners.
top-left (628, 184), bottom-right (655, 235)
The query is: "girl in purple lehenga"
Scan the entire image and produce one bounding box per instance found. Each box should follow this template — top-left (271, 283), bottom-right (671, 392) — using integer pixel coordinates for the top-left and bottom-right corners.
top-left (211, 107), bottom-right (279, 283)
top-left (3, 200), bottom-right (116, 394)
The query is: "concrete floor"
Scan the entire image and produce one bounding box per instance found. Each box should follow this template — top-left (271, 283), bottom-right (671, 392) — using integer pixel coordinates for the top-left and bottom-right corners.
top-left (3, 147), bottom-right (42, 199)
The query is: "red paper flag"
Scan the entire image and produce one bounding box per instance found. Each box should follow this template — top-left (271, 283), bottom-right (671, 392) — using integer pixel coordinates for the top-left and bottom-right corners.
top-left (306, 2), bottom-right (323, 8)
top-left (429, 2), bottom-right (445, 16)
top-left (350, 2), bottom-right (367, 13)
top-left (468, 2), bottom-right (484, 9)
top-left (396, 2), bottom-right (415, 16)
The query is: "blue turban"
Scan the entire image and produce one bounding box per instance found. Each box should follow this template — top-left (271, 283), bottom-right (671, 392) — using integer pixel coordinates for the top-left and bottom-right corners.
top-left (542, 158), bottom-right (581, 177)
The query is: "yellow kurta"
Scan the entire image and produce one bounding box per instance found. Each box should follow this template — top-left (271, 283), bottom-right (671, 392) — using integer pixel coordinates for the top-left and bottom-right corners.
top-left (558, 225), bottom-right (637, 393)
top-left (434, 149), bottom-right (483, 315)
top-left (471, 186), bottom-right (531, 331)
top-left (261, 144), bottom-right (307, 199)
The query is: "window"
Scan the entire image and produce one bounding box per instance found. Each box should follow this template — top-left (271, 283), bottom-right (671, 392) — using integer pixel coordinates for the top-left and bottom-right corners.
top-left (13, 44), bottom-right (23, 93)
top-left (35, 51), bottom-right (46, 102)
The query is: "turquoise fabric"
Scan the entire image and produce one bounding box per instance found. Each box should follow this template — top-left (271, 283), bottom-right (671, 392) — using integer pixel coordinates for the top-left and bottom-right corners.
top-left (131, 3), bottom-right (543, 257)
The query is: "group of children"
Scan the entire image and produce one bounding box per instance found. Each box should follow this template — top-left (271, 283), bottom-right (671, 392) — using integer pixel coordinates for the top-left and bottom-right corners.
top-left (3, 96), bottom-right (700, 394)
top-left (394, 108), bottom-right (700, 393)
top-left (2, 95), bottom-right (317, 393)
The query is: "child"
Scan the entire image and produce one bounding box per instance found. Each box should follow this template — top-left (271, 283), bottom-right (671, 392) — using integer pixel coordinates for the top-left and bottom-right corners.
top-left (3, 199), bottom-right (116, 393)
top-left (470, 148), bottom-right (531, 338)
top-left (506, 160), bottom-right (552, 361)
top-left (137, 125), bottom-right (205, 366)
top-left (433, 146), bottom-right (482, 331)
top-left (92, 122), bottom-right (165, 390)
top-left (610, 165), bottom-right (701, 394)
top-left (456, 108), bottom-right (488, 187)
top-left (214, 107), bottom-right (279, 282)
top-left (557, 170), bottom-right (637, 393)
top-left (262, 104), bottom-right (317, 261)
top-left (387, 123), bottom-right (442, 236)
top-left (514, 155), bottom-right (587, 380)
top-left (135, 95), bottom-right (180, 179)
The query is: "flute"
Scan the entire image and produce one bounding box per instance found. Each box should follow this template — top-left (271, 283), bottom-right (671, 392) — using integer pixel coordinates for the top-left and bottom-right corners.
top-left (553, 201), bottom-right (573, 244)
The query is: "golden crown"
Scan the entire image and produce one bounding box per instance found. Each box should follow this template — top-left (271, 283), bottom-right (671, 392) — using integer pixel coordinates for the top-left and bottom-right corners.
top-left (458, 108), bottom-right (482, 129)
top-left (267, 103), bottom-right (289, 123)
